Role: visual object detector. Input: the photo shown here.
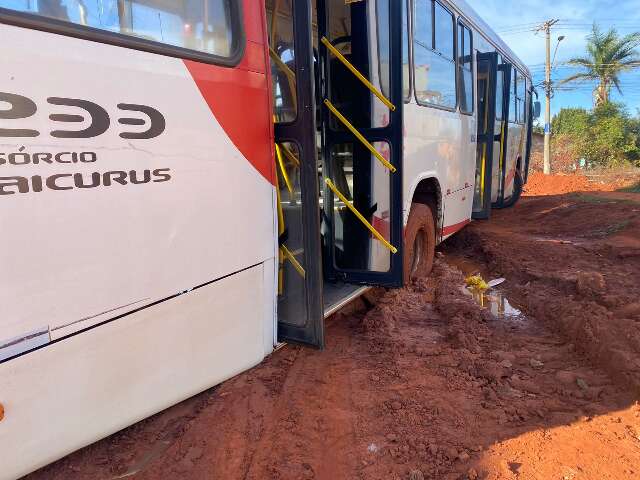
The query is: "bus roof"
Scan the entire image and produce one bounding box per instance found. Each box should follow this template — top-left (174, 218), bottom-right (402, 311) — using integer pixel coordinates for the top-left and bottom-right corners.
top-left (451, 0), bottom-right (531, 78)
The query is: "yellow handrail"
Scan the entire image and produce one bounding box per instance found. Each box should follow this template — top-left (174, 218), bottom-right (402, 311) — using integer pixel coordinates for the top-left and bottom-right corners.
top-left (325, 178), bottom-right (397, 254)
top-left (324, 99), bottom-right (396, 173)
top-left (275, 143), bottom-right (293, 195)
top-left (274, 161), bottom-right (305, 284)
top-left (275, 166), bottom-right (285, 295)
top-left (279, 143), bottom-right (300, 167)
top-left (321, 36), bottom-right (396, 112)
top-left (269, 47), bottom-right (296, 82)
top-left (281, 245), bottom-right (306, 278)
top-left (269, 47), bottom-right (297, 111)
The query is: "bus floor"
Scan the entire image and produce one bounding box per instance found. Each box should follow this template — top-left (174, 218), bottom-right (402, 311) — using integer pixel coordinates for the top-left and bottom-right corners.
top-left (323, 281), bottom-right (368, 318)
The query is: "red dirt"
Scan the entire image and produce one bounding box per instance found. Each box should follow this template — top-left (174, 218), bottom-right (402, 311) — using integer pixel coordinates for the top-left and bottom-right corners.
top-left (26, 176), bottom-right (640, 480)
top-left (523, 171), bottom-right (638, 196)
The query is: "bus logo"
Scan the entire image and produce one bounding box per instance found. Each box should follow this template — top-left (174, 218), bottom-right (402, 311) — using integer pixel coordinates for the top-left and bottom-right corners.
top-left (0, 91), bottom-right (166, 140)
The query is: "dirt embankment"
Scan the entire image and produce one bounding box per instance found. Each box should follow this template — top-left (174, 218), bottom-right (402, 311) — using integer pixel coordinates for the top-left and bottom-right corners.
top-left (447, 177), bottom-right (640, 393)
top-left (26, 173), bottom-right (640, 480)
top-left (524, 170), bottom-right (640, 196)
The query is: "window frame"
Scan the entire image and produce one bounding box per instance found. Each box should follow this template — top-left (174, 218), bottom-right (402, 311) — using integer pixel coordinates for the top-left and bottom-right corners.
top-left (412, 0), bottom-right (458, 112)
top-left (0, 1), bottom-right (246, 68)
top-left (456, 19), bottom-right (474, 116)
top-left (509, 67), bottom-right (518, 124)
top-left (516, 69), bottom-right (527, 125)
top-left (403, 0), bottom-right (413, 102)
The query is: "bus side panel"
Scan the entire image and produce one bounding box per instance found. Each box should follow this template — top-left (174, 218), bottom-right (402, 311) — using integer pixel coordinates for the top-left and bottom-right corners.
top-left (0, 23), bottom-right (275, 345)
top-left (0, 264), bottom-right (268, 480)
top-left (403, 103), bottom-right (475, 239)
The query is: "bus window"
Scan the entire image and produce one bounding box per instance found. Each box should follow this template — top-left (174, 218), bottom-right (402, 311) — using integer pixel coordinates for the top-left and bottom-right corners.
top-left (267, 0), bottom-right (297, 123)
top-left (402, 0), bottom-right (411, 100)
top-left (274, 141), bottom-right (309, 328)
top-left (413, 0), bottom-right (456, 109)
top-left (495, 64), bottom-right (504, 120)
top-left (0, 0), bottom-right (238, 59)
top-left (326, 0), bottom-right (390, 129)
top-left (458, 22), bottom-right (473, 114)
top-left (517, 72), bottom-right (526, 124)
top-left (330, 142), bottom-right (392, 273)
top-left (434, 2), bottom-right (454, 60)
top-left (376, 0), bottom-right (390, 100)
top-left (509, 67), bottom-right (518, 123)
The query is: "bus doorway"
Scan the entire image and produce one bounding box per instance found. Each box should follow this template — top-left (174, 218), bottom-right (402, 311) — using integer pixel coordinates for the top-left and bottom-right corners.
top-left (318, 0), bottom-right (404, 288)
top-left (492, 61), bottom-right (513, 208)
top-left (268, 0), bottom-right (404, 347)
top-left (268, 0), bottom-right (325, 348)
top-left (472, 52), bottom-right (498, 220)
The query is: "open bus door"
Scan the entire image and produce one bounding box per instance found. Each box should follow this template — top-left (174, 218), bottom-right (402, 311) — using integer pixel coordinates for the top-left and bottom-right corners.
top-left (492, 61), bottom-right (513, 208)
top-left (318, 0), bottom-right (404, 288)
top-left (472, 52), bottom-right (498, 219)
top-left (269, 0), bottom-right (325, 348)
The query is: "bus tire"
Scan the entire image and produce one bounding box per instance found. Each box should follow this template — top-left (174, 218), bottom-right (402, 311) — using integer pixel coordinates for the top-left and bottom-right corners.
top-left (404, 202), bottom-right (436, 285)
top-left (500, 170), bottom-right (523, 209)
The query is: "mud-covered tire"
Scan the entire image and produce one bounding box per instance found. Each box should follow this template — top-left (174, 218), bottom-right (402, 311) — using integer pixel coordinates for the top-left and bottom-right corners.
top-left (403, 202), bottom-right (436, 285)
top-left (499, 170), bottom-right (523, 209)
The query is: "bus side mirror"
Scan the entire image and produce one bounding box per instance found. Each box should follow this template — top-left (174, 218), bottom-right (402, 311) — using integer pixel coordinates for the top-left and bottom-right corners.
top-left (533, 101), bottom-right (541, 119)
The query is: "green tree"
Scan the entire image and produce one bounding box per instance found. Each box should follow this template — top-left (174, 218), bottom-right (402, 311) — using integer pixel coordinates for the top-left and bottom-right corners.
top-left (549, 104), bottom-right (640, 169)
top-left (560, 25), bottom-right (640, 106)
top-left (551, 108), bottom-right (590, 170)
top-left (552, 108), bottom-right (590, 136)
top-left (584, 103), bottom-right (640, 167)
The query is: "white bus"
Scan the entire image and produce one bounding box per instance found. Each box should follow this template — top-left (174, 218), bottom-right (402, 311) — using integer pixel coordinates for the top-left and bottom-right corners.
top-left (0, 0), bottom-right (536, 477)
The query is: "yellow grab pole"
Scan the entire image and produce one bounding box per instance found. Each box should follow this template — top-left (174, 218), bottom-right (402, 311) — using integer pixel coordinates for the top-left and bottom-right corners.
top-left (281, 245), bottom-right (306, 278)
top-left (274, 154), bottom-right (305, 281)
top-left (279, 143), bottom-right (300, 167)
top-left (275, 143), bottom-right (294, 195)
top-left (321, 37), bottom-right (396, 112)
top-left (269, 47), bottom-right (296, 83)
top-left (275, 168), bottom-right (285, 295)
top-left (323, 99), bottom-right (396, 173)
top-left (325, 178), bottom-right (397, 254)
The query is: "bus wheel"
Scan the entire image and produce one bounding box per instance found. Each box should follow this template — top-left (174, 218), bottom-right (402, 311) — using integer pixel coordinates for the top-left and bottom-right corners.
top-left (500, 171), bottom-right (524, 209)
top-left (404, 202), bottom-right (436, 285)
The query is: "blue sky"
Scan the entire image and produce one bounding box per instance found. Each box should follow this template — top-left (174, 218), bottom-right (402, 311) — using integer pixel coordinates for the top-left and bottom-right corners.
top-left (465, 0), bottom-right (640, 118)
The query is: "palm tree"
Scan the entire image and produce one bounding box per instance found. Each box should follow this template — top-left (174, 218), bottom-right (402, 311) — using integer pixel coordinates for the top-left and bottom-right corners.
top-left (560, 25), bottom-right (640, 107)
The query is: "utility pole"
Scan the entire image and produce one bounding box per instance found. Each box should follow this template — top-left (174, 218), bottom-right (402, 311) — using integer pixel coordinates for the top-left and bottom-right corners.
top-left (538, 19), bottom-right (559, 175)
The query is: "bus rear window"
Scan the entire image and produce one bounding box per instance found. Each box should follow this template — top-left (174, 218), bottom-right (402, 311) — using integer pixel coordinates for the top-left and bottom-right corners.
top-left (0, 0), bottom-right (240, 62)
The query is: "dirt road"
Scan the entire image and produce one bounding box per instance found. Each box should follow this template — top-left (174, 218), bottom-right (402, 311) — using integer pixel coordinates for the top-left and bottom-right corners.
top-left (28, 174), bottom-right (640, 480)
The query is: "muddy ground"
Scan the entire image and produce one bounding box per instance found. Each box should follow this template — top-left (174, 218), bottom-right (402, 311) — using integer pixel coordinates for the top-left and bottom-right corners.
top-left (28, 173), bottom-right (640, 480)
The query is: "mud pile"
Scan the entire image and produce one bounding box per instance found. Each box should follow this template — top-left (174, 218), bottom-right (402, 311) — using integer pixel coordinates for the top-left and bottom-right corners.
top-left (448, 190), bottom-right (640, 393)
top-left (27, 258), bottom-right (639, 480)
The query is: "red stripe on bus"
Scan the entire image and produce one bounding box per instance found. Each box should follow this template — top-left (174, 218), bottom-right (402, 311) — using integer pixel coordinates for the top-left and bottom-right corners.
top-left (442, 219), bottom-right (471, 236)
top-left (183, 0), bottom-right (274, 186)
top-left (183, 61), bottom-right (274, 185)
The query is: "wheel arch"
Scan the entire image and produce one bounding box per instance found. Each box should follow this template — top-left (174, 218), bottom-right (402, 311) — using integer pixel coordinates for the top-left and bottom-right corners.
top-left (405, 173), bottom-right (443, 236)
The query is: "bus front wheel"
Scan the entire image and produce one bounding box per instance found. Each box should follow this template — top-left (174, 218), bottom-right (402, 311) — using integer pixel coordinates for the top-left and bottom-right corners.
top-left (403, 202), bottom-right (436, 285)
